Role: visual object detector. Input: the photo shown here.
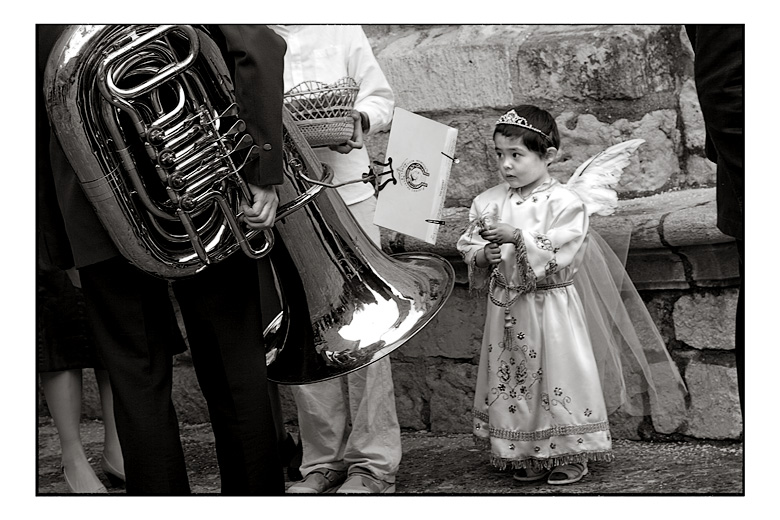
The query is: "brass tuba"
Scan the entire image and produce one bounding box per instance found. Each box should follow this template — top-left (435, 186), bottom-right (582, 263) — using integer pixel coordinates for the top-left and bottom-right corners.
top-left (44, 24), bottom-right (455, 384)
top-left (43, 24), bottom-right (303, 278)
top-left (265, 110), bottom-right (455, 383)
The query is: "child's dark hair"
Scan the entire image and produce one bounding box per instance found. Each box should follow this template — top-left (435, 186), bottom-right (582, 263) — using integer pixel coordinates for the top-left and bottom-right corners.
top-left (494, 105), bottom-right (560, 157)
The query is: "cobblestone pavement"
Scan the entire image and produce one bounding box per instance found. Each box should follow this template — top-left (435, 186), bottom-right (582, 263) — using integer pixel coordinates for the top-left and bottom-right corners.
top-left (37, 418), bottom-right (743, 496)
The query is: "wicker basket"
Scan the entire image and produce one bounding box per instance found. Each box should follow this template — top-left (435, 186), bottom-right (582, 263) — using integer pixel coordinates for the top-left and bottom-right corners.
top-left (284, 77), bottom-right (360, 148)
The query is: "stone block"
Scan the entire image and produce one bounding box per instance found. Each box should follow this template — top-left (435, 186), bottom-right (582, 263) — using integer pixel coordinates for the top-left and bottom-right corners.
top-left (684, 155), bottom-right (717, 188)
top-left (619, 189), bottom-right (717, 250)
top-left (514, 25), bottom-right (681, 103)
top-left (390, 359), bottom-right (430, 430)
top-left (663, 199), bottom-right (732, 247)
top-left (391, 286), bottom-right (484, 361)
top-left (589, 216), bottom-right (634, 261)
top-left (627, 111), bottom-right (682, 192)
top-left (375, 26), bottom-right (524, 112)
top-left (673, 291), bottom-right (739, 351)
top-left (625, 249), bottom-right (688, 291)
top-left (429, 361), bottom-right (478, 433)
top-left (551, 110), bottom-right (679, 194)
top-left (607, 410), bottom-right (643, 441)
top-left (643, 294), bottom-right (676, 346)
top-left (625, 215), bottom-right (665, 251)
top-left (680, 243), bottom-right (740, 286)
top-left (648, 361), bottom-right (687, 434)
top-left (679, 78), bottom-right (706, 150)
top-left (683, 362), bottom-right (742, 440)
top-left (440, 116), bottom-right (505, 204)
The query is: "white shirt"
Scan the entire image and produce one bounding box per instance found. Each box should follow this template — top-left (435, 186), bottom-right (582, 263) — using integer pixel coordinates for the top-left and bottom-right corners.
top-left (269, 25), bottom-right (395, 205)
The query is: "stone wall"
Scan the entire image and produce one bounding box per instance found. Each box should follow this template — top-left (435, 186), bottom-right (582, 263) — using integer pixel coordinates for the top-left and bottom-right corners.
top-left (52, 24), bottom-right (742, 442)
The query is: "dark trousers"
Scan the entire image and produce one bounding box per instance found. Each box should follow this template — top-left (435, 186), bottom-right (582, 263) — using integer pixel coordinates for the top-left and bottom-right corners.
top-left (80, 254), bottom-right (284, 495)
top-left (686, 25), bottom-right (744, 417)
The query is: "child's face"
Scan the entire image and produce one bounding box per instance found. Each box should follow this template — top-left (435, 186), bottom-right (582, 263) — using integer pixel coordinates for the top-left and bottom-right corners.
top-left (494, 134), bottom-right (552, 192)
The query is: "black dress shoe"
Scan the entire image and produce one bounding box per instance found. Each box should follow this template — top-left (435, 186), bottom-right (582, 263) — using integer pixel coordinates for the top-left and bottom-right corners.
top-left (100, 455), bottom-right (126, 487)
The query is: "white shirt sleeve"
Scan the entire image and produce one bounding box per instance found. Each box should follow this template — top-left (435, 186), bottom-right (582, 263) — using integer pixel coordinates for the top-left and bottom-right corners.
top-left (346, 26), bottom-right (395, 135)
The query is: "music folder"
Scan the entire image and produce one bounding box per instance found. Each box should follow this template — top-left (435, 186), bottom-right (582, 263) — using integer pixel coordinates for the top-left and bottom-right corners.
top-left (374, 108), bottom-right (458, 245)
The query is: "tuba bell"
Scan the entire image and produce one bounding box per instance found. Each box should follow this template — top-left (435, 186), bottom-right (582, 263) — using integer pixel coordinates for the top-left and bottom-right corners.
top-left (43, 24), bottom-right (455, 384)
top-left (265, 111), bottom-right (455, 384)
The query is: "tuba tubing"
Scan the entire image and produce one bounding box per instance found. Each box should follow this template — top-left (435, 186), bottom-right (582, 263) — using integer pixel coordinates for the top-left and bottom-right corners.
top-left (44, 24), bottom-right (329, 279)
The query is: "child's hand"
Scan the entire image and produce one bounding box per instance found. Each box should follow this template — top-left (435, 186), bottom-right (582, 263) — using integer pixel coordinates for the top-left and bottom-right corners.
top-left (483, 242), bottom-right (502, 265)
top-left (480, 222), bottom-right (516, 245)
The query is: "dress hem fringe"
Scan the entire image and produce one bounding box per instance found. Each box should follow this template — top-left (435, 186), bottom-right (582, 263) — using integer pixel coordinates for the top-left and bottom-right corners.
top-left (474, 436), bottom-right (614, 471)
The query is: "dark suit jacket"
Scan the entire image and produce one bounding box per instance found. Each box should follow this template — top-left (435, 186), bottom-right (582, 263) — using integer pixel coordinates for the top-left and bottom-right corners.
top-left (209, 25), bottom-right (286, 186)
top-left (37, 24), bottom-right (287, 269)
top-left (685, 25), bottom-right (744, 240)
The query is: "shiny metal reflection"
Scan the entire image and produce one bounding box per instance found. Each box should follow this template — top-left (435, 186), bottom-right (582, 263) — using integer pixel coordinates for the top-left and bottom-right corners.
top-left (264, 115), bottom-right (455, 384)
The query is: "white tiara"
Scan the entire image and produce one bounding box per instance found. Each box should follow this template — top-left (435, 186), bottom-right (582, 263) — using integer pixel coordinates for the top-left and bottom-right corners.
top-left (496, 109), bottom-right (551, 141)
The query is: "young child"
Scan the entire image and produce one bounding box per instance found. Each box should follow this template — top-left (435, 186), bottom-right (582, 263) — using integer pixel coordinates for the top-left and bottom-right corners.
top-left (457, 105), bottom-right (685, 485)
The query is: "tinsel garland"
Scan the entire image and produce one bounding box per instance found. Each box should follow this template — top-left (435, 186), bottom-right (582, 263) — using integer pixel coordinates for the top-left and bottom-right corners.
top-left (487, 228), bottom-right (535, 349)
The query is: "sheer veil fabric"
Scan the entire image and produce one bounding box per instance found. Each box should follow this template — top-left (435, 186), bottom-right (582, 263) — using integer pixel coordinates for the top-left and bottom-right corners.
top-left (574, 229), bottom-right (687, 430)
top-left (563, 138), bottom-right (687, 429)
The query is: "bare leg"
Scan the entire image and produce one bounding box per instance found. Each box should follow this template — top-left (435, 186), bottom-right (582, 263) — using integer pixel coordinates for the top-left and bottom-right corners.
top-left (95, 369), bottom-right (125, 482)
top-left (39, 370), bottom-right (106, 493)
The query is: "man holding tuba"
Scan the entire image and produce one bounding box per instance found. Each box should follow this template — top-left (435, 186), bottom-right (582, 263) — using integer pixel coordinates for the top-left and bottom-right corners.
top-left (37, 24), bottom-right (288, 495)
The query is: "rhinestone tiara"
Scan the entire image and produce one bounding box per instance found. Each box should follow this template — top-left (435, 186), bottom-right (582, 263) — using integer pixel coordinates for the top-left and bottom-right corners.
top-left (495, 109), bottom-right (551, 141)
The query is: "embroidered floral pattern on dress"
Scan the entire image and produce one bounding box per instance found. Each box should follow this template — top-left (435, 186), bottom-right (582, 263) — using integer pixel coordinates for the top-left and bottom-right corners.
top-left (534, 233), bottom-right (554, 251)
top-left (545, 258), bottom-right (558, 277)
top-left (485, 331), bottom-right (543, 410)
top-left (540, 387), bottom-right (574, 415)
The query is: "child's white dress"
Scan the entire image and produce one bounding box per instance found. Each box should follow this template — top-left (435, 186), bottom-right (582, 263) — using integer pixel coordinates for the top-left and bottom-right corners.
top-left (457, 178), bottom-right (613, 470)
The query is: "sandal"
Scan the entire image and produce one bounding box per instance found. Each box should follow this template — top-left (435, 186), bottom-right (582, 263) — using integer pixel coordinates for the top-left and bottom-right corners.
top-left (547, 462), bottom-right (588, 485)
top-left (512, 466), bottom-right (551, 482)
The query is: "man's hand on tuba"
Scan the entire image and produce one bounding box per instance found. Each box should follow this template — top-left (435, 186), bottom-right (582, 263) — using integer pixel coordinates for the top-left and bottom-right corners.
top-left (241, 183), bottom-right (279, 230)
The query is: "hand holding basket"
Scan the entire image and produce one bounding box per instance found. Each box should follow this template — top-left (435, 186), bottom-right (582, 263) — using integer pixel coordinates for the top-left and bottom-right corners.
top-left (284, 77), bottom-right (361, 148)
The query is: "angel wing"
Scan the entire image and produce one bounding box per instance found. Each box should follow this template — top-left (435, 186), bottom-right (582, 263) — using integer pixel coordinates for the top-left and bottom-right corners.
top-left (566, 139), bottom-right (645, 216)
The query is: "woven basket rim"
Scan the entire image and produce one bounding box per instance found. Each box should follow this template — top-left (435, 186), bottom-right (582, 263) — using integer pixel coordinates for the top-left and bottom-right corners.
top-left (284, 77), bottom-right (360, 97)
